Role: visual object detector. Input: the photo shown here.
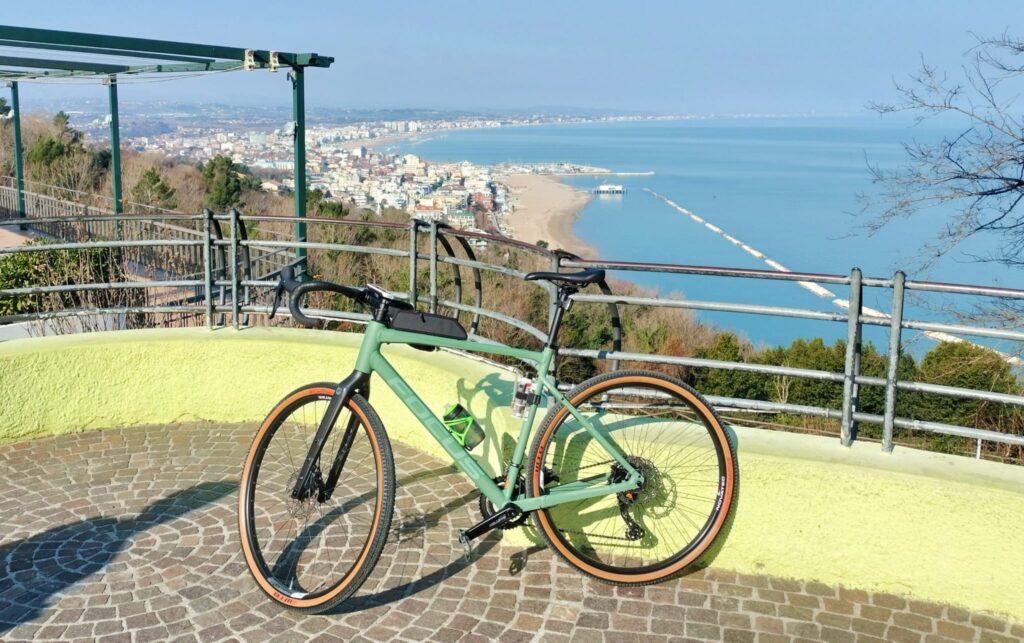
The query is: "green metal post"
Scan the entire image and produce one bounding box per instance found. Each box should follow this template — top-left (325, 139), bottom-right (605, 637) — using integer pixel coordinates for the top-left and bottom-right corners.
top-left (291, 67), bottom-right (307, 275)
top-left (408, 219), bottom-right (418, 308)
top-left (106, 76), bottom-right (123, 234)
top-left (9, 81), bottom-right (26, 228)
top-left (840, 267), bottom-right (863, 446)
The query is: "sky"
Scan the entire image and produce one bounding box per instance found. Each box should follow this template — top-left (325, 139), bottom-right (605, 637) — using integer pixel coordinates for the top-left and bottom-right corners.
top-left (6, 1), bottom-right (1024, 115)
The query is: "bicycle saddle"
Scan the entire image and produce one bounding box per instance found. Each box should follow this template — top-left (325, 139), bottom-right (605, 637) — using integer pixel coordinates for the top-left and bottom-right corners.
top-left (523, 268), bottom-right (605, 286)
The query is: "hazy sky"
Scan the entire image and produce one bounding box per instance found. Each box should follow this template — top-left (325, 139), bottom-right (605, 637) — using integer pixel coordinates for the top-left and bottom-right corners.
top-left (7, 1), bottom-right (1024, 114)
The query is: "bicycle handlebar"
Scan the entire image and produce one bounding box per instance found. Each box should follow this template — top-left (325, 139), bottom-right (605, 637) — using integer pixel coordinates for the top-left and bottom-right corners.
top-left (269, 266), bottom-right (366, 328)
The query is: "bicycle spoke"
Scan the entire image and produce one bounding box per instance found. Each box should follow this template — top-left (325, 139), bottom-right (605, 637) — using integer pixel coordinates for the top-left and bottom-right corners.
top-left (245, 390), bottom-right (386, 603)
top-left (537, 375), bottom-right (733, 576)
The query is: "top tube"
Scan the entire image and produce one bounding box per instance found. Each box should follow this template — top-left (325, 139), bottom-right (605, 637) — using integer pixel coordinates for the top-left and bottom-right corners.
top-left (359, 321), bottom-right (551, 370)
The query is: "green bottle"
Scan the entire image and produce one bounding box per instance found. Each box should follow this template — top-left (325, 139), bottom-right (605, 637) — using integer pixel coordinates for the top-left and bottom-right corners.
top-left (442, 403), bottom-right (486, 451)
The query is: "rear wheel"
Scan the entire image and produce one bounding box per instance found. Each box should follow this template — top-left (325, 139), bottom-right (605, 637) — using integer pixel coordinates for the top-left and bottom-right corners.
top-left (527, 370), bottom-right (737, 585)
top-left (239, 383), bottom-right (395, 612)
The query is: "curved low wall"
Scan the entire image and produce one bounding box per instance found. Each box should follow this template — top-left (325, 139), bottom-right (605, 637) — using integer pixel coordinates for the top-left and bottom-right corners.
top-left (1, 327), bottom-right (1022, 621)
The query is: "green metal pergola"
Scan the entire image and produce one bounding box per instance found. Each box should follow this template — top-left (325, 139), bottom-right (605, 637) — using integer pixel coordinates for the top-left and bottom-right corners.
top-left (1, 25), bottom-right (333, 268)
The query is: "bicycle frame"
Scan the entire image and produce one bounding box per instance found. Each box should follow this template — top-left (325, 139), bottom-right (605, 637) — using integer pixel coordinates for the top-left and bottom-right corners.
top-left (299, 319), bottom-right (643, 514)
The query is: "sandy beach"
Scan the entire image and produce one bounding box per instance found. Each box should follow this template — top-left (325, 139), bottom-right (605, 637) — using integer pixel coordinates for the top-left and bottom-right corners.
top-left (502, 174), bottom-right (595, 257)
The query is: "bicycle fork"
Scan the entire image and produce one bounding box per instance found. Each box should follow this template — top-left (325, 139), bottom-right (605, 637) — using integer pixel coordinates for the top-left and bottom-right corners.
top-left (291, 370), bottom-right (370, 502)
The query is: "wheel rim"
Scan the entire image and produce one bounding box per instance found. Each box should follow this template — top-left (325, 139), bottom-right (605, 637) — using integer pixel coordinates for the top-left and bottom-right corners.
top-left (536, 377), bottom-right (730, 576)
top-left (242, 390), bottom-right (384, 602)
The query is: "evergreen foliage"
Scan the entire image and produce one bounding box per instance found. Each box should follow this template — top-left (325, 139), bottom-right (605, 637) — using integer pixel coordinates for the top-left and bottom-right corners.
top-left (131, 167), bottom-right (177, 210)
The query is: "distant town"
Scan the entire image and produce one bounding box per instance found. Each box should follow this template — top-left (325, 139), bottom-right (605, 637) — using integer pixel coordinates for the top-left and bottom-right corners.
top-left (52, 104), bottom-right (643, 237)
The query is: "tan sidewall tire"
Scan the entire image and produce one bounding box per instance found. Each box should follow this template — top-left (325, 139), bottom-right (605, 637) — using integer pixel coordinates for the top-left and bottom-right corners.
top-left (527, 370), bottom-right (736, 585)
top-left (238, 383), bottom-right (395, 612)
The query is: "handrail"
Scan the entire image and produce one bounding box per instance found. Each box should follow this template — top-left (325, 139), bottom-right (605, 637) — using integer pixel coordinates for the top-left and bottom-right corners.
top-left (1, 185), bottom-right (1022, 459)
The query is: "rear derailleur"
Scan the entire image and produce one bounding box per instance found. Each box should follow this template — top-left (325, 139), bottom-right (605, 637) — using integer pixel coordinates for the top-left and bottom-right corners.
top-left (609, 463), bottom-right (645, 542)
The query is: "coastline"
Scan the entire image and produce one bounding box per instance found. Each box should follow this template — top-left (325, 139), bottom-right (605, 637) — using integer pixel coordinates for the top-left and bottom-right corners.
top-left (352, 131), bottom-right (420, 149)
top-left (502, 174), bottom-right (596, 257)
top-left (352, 127), bottom-right (600, 256)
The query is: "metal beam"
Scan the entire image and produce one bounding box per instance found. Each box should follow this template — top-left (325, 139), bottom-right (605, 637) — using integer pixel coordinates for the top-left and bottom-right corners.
top-left (0, 39), bottom-right (216, 63)
top-left (0, 25), bottom-right (333, 68)
top-left (840, 267), bottom-right (863, 446)
top-left (0, 60), bottom-right (256, 80)
top-left (0, 67), bottom-right (98, 79)
top-left (0, 55), bottom-right (128, 74)
top-left (291, 67), bottom-right (307, 273)
top-left (107, 76), bottom-right (122, 223)
top-left (9, 81), bottom-right (25, 224)
top-left (882, 271), bottom-right (906, 452)
top-left (123, 61), bottom-right (257, 74)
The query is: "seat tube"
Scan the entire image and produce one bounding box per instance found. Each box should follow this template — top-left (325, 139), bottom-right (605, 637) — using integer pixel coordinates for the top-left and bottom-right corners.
top-left (503, 346), bottom-right (556, 501)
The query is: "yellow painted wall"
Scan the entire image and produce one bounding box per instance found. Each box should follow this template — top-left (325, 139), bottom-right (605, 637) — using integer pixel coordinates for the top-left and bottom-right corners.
top-left (1, 328), bottom-right (1021, 621)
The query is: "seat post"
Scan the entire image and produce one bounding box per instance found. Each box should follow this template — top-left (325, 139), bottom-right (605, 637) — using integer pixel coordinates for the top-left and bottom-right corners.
top-left (545, 285), bottom-right (575, 349)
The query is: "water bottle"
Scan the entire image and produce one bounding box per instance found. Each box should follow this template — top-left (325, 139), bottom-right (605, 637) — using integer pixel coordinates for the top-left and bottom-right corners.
top-left (511, 377), bottom-right (534, 419)
top-left (442, 403), bottom-right (486, 451)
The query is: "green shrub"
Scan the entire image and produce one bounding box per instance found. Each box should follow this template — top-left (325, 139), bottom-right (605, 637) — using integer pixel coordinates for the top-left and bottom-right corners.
top-left (0, 242), bottom-right (137, 320)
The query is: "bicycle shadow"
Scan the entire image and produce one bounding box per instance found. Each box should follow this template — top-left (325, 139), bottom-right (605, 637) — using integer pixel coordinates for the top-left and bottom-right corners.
top-left (328, 489), bottom-right (502, 615)
top-left (0, 481), bottom-right (237, 634)
top-left (455, 372), bottom-right (523, 476)
top-left (256, 461), bottom-right (503, 615)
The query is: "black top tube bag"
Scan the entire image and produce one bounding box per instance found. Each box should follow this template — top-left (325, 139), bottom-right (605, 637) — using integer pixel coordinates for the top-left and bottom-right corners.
top-left (386, 308), bottom-right (467, 342)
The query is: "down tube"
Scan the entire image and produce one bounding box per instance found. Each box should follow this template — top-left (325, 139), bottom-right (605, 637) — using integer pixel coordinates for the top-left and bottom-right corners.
top-left (368, 351), bottom-right (506, 507)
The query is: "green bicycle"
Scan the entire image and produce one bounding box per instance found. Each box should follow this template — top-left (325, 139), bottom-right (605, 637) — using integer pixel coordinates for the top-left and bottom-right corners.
top-left (239, 266), bottom-right (737, 612)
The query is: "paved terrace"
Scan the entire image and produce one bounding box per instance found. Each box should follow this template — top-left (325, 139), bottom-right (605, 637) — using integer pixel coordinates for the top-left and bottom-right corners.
top-left (0, 424), bottom-right (1020, 643)
top-left (1, 328), bottom-right (1022, 642)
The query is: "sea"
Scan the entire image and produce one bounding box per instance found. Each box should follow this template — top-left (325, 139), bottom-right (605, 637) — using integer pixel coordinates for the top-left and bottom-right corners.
top-left (391, 118), bottom-right (1018, 353)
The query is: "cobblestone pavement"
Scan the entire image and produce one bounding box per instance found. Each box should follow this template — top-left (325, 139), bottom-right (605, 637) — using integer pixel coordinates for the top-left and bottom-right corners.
top-left (0, 424), bottom-right (1020, 643)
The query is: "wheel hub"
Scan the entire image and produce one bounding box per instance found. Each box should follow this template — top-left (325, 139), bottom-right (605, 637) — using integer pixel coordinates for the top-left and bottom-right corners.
top-left (610, 456), bottom-right (659, 505)
top-left (286, 468), bottom-right (325, 521)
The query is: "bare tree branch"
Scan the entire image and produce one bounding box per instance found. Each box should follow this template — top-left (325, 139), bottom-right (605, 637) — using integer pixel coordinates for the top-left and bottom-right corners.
top-left (862, 35), bottom-right (1024, 273)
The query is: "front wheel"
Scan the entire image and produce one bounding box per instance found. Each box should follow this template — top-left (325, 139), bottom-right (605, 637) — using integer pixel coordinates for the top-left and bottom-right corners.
top-left (527, 370), bottom-right (737, 585)
top-left (239, 382), bottom-right (396, 612)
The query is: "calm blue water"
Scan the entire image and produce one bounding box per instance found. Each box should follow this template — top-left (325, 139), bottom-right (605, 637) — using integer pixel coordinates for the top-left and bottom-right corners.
top-left (394, 119), bottom-right (1017, 350)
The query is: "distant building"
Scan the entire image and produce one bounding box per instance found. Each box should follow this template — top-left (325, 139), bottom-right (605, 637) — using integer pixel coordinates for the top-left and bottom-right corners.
top-left (470, 191), bottom-right (494, 212)
top-left (412, 205), bottom-right (444, 222)
top-left (261, 180), bottom-right (284, 194)
top-left (445, 210), bottom-right (475, 229)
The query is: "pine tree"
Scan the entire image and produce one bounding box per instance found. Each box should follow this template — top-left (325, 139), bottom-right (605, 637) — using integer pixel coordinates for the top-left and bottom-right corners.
top-left (201, 156), bottom-right (244, 211)
top-left (131, 167), bottom-right (177, 210)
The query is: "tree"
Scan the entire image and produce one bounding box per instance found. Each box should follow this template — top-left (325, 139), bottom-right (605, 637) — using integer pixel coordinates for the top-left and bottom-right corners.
top-left (866, 34), bottom-right (1024, 269)
top-left (307, 187), bottom-right (347, 218)
top-left (201, 155), bottom-right (245, 211)
top-left (693, 333), bottom-right (767, 401)
top-left (52, 111), bottom-right (81, 144)
top-left (0, 97), bottom-right (9, 119)
top-left (131, 167), bottom-right (177, 210)
top-left (759, 338), bottom-right (847, 409)
top-left (916, 342), bottom-right (1020, 424)
top-left (914, 341), bottom-right (1022, 454)
top-left (26, 137), bottom-right (69, 181)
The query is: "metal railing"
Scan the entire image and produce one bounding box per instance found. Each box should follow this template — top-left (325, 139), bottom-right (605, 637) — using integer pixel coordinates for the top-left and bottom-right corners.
top-left (2, 183), bottom-right (1023, 458)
